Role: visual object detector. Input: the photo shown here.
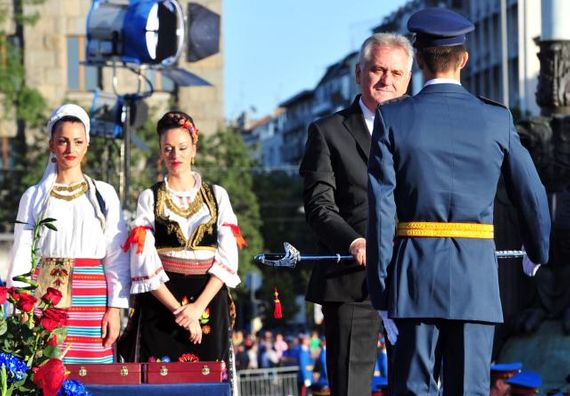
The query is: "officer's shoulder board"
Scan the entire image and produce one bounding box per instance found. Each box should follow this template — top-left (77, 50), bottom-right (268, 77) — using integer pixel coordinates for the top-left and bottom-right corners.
top-left (478, 95), bottom-right (508, 109)
top-left (379, 94), bottom-right (410, 107)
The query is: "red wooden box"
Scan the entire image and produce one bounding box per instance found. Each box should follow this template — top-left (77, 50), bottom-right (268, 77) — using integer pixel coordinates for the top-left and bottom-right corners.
top-left (66, 363), bottom-right (143, 385)
top-left (145, 362), bottom-right (225, 384)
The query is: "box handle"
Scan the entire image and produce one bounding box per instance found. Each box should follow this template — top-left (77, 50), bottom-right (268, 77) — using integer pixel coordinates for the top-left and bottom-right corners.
top-left (79, 366), bottom-right (87, 377)
top-left (121, 366), bottom-right (129, 376)
top-left (201, 365), bottom-right (210, 376)
top-left (160, 365), bottom-right (168, 376)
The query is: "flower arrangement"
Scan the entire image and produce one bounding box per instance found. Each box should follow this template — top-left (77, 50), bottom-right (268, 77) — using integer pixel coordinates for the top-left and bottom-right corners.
top-left (0, 218), bottom-right (90, 396)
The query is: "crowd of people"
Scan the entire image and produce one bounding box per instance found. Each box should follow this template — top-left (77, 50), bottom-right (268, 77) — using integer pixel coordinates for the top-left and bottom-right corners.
top-left (231, 329), bottom-right (389, 394)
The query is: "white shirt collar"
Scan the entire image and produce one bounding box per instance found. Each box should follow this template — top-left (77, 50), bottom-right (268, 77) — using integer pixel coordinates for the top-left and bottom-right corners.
top-left (358, 97), bottom-right (375, 135)
top-left (423, 78), bottom-right (461, 87)
top-left (164, 171), bottom-right (202, 197)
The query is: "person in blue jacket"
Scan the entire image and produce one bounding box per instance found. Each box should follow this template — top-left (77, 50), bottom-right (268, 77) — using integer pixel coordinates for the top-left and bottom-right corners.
top-left (373, 337), bottom-right (388, 379)
top-left (311, 338), bottom-right (329, 391)
top-left (366, 7), bottom-right (551, 396)
top-left (297, 334), bottom-right (314, 396)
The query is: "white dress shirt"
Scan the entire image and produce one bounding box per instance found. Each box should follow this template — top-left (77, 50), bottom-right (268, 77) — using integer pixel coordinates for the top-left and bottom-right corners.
top-left (358, 97), bottom-right (375, 135)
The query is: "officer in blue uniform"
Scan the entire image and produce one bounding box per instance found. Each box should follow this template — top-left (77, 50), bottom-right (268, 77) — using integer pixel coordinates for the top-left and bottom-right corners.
top-left (490, 362), bottom-right (522, 396)
top-left (366, 7), bottom-right (551, 396)
top-left (506, 371), bottom-right (542, 395)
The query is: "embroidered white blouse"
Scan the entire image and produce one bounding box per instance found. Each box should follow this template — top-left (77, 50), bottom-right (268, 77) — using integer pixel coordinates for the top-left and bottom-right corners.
top-left (129, 172), bottom-right (241, 294)
top-left (7, 179), bottom-right (131, 308)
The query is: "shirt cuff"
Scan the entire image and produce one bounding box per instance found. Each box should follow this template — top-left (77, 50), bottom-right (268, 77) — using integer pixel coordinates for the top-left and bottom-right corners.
top-left (130, 269), bottom-right (170, 294)
top-left (208, 260), bottom-right (240, 288)
top-left (107, 294), bottom-right (130, 309)
top-left (107, 280), bottom-right (131, 308)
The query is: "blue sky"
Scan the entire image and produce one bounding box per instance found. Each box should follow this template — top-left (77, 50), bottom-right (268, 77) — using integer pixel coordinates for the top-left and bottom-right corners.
top-left (223, 1), bottom-right (409, 120)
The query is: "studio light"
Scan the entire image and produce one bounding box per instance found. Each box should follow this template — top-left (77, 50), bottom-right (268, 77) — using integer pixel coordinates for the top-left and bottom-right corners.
top-left (186, 2), bottom-right (220, 62)
top-left (86, 0), bottom-right (185, 66)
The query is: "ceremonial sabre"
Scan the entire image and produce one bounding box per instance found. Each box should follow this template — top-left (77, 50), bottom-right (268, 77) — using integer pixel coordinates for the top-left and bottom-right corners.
top-left (253, 242), bottom-right (526, 269)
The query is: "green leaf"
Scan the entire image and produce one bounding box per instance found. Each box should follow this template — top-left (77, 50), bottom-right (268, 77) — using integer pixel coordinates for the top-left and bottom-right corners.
top-left (13, 220), bottom-right (28, 225)
top-left (0, 320), bottom-right (7, 336)
top-left (51, 327), bottom-right (67, 344)
top-left (42, 345), bottom-right (61, 359)
top-left (42, 222), bottom-right (57, 231)
top-left (1, 364), bottom-right (8, 396)
top-left (38, 217), bottom-right (56, 225)
top-left (11, 275), bottom-right (33, 284)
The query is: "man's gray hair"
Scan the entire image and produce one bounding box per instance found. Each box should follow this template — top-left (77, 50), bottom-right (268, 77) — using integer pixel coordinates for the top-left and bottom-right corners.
top-left (358, 32), bottom-right (414, 72)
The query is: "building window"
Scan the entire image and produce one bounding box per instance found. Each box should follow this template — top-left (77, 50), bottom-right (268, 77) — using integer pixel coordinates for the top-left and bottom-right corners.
top-left (67, 36), bottom-right (98, 91)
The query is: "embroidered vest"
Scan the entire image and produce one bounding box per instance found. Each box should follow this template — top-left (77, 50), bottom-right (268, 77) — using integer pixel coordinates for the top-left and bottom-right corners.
top-left (152, 181), bottom-right (218, 251)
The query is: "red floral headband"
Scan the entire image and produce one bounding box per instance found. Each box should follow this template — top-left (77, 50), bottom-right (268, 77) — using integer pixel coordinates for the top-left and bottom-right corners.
top-left (179, 119), bottom-right (199, 141)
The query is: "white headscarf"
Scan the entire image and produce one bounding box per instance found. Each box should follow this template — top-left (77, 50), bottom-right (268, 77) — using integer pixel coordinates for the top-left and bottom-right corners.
top-left (6, 104), bottom-right (91, 285)
top-left (35, 103), bottom-right (91, 216)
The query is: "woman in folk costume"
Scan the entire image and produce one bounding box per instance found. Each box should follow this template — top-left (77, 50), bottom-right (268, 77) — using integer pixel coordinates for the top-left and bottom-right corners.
top-left (7, 103), bottom-right (131, 364)
top-left (123, 111), bottom-right (243, 363)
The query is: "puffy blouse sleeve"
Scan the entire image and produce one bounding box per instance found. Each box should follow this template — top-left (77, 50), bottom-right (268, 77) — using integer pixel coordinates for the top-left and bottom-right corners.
top-left (6, 187), bottom-right (36, 287)
top-left (209, 185), bottom-right (241, 288)
top-left (128, 189), bottom-right (169, 294)
top-left (97, 182), bottom-right (131, 308)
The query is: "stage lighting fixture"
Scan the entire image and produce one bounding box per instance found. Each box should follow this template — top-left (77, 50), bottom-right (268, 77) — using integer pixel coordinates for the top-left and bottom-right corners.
top-left (86, 0), bottom-right (185, 66)
top-left (160, 67), bottom-right (211, 86)
top-left (186, 2), bottom-right (220, 62)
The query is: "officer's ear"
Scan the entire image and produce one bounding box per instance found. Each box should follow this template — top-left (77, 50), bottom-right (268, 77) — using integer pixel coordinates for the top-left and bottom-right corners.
top-left (458, 50), bottom-right (469, 70)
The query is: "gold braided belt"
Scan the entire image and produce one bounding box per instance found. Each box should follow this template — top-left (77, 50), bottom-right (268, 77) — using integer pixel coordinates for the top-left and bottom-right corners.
top-left (397, 222), bottom-right (494, 239)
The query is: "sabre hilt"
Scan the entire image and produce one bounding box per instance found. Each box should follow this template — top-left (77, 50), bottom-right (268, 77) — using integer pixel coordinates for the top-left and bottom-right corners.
top-left (253, 242), bottom-right (302, 268)
top-left (253, 253), bottom-right (296, 268)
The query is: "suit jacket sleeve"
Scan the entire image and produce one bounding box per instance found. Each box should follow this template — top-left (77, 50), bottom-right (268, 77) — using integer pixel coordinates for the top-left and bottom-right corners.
top-left (300, 121), bottom-right (361, 253)
top-left (366, 109), bottom-right (397, 310)
top-left (502, 112), bottom-right (551, 264)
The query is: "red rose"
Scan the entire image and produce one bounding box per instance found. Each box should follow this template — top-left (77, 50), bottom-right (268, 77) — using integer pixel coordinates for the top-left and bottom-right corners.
top-left (0, 286), bottom-right (7, 304)
top-left (40, 308), bottom-right (68, 331)
top-left (33, 358), bottom-right (66, 396)
top-left (16, 292), bottom-right (37, 312)
top-left (48, 335), bottom-right (59, 346)
top-left (42, 287), bottom-right (62, 306)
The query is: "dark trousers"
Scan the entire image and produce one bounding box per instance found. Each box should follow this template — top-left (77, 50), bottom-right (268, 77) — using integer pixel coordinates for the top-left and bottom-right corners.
top-left (391, 319), bottom-right (495, 396)
top-left (322, 301), bottom-right (381, 396)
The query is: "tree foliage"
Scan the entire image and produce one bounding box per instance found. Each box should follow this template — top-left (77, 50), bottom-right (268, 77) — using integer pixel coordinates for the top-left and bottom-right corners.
top-left (197, 129), bottom-right (264, 280)
top-left (251, 171), bottom-right (316, 327)
top-left (0, 0), bottom-right (47, 231)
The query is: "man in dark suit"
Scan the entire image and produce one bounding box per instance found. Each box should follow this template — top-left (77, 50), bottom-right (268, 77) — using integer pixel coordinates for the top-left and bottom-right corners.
top-left (366, 8), bottom-right (551, 396)
top-left (299, 33), bottom-right (413, 396)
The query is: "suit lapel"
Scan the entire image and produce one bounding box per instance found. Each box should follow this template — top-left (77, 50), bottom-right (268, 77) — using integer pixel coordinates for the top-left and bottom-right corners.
top-left (343, 97), bottom-right (371, 162)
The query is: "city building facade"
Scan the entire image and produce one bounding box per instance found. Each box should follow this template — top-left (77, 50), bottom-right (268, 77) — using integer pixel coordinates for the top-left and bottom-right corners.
top-left (242, 0), bottom-right (542, 172)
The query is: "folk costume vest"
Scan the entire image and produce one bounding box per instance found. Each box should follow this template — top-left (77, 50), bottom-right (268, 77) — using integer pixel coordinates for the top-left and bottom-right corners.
top-left (151, 181), bottom-right (219, 251)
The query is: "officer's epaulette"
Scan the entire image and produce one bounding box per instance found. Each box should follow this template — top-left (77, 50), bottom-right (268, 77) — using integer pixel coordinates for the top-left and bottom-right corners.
top-left (478, 95), bottom-right (507, 108)
top-left (379, 94), bottom-right (410, 107)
